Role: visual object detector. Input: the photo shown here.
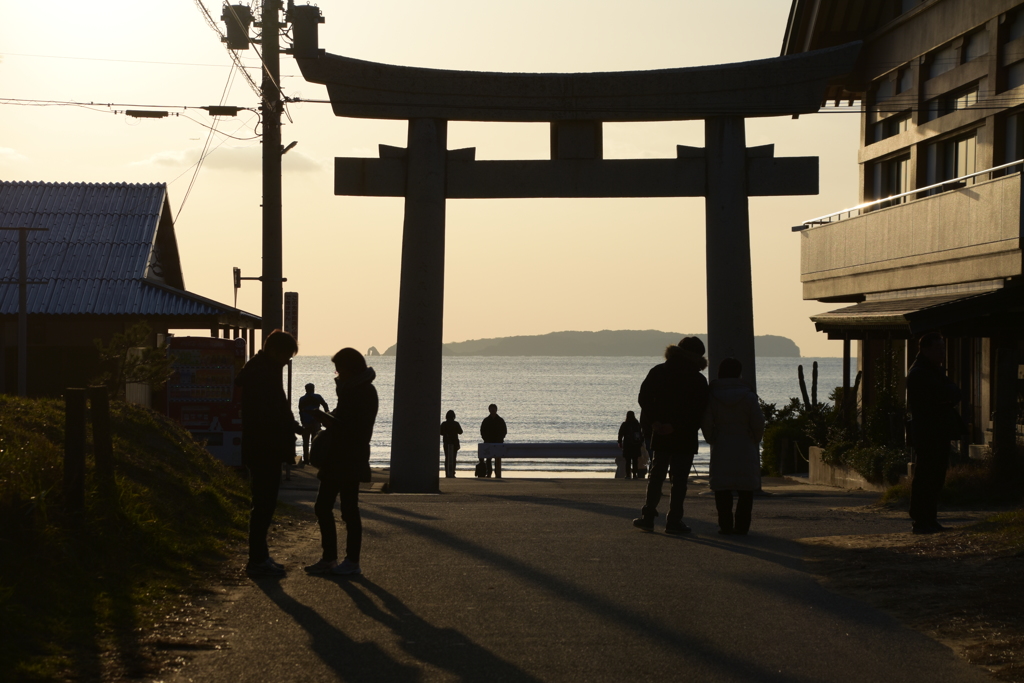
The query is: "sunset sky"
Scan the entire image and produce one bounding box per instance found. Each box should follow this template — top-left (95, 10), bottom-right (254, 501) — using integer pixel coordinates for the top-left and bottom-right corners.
top-left (0, 0), bottom-right (861, 357)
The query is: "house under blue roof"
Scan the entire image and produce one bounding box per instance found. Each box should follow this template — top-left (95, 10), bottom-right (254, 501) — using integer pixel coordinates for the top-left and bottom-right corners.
top-left (0, 181), bottom-right (261, 396)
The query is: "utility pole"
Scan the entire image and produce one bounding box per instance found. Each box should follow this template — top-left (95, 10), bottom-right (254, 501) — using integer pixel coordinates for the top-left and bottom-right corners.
top-left (221, 1), bottom-right (321, 345)
top-left (0, 227), bottom-right (47, 396)
top-left (260, 0), bottom-right (283, 341)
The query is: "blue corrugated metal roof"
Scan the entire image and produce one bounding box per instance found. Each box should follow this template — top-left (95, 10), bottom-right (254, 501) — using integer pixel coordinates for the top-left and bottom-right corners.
top-left (0, 278), bottom-right (239, 316)
top-left (0, 181), bottom-right (258, 322)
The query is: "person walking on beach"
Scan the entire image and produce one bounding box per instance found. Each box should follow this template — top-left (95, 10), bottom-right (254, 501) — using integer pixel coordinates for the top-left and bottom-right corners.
top-left (479, 403), bottom-right (507, 478)
top-left (633, 336), bottom-right (709, 535)
top-left (440, 410), bottom-right (463, 478)
top-left (235, 329), bottom-right (301, 576)
top-left (702, 358), bottom-right (764, 535)
top-left (298, 383), bottom-right (330, 466)
top-left (617, 410), bottom-right (644, 479)
top-left (907, 332), bottom-right (963, 534)
top-left (305, 348), bottom-right (378, 576)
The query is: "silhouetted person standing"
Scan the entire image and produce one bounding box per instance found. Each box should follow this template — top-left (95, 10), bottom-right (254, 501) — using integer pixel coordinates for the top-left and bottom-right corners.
top-left (633, 337), bottom-right (709, 534)
top-left (907, 332), bottom-right (962, 534)
top-left (235, 329), bottom-right (301, 576)
top-left (298, 382), bottom-right (330, 465)
top-left (702, 358), bottom-right (764, 535)
top-left (440, 410), bottom-right (463, 478)
top-left (480, 403), bottom-right (507, 478)
top-left (305, 348), bottom-right (378, 576)
top-left (617, 410), bottom-right (644, 479)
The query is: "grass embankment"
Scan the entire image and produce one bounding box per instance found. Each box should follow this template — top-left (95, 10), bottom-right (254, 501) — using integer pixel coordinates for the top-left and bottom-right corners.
top-left (0, 395), bottom-right (251, 681)
top-left (881, 461), bottom-right (1024, 507)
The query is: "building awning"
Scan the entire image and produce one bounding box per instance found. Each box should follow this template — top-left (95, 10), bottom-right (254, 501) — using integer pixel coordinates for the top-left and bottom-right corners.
top-left (811, 287), bottom-right (1024, 339)
top-left (0, 278), bottom-right (260, 328)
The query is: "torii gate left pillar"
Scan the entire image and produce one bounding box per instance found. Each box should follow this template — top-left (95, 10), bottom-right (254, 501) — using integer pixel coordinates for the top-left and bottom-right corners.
top-left (296, 40), bottom-right (862, 492)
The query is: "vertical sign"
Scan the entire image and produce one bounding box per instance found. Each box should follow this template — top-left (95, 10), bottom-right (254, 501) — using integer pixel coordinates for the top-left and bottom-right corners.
top-left (283, 291), bottom-right (298, 404)
top-left (284, 291), bottom-right (299, 340)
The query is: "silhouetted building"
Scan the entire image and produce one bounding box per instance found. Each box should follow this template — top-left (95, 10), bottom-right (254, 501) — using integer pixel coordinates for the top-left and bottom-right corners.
top-left (0, 181), bottom-right (260, 397)
top-left (785, 0), bottom-right (1024, 458)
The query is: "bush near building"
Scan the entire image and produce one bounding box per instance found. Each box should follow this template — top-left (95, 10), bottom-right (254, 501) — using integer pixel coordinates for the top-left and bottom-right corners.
top-left (0, 395), bottom-right (250, 681)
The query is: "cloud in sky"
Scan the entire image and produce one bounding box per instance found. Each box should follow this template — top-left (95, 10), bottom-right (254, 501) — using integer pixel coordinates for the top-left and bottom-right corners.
top-left (133, 145), bottom-right (322, 173)
top-left (0, 147), bottom-right (29, 164)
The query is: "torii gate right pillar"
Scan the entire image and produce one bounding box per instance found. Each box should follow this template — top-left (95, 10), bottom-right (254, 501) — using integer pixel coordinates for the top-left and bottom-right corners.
top-left (705, 116), bottom-right (757, 393)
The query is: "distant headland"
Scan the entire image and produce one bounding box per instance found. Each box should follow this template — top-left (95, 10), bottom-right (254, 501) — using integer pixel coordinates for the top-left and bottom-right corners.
top-left (381, 330), bottom-right (800, 357)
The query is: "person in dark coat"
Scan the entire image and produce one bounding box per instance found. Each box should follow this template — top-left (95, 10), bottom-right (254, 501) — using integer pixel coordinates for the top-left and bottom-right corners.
top-left (633, 336), bottom-right (709, 535)
top-left (298, 382), bottom-right (330, 466)
top-left (479, 403), bottom-right (507, 478)
top-left (702, 358), bottom-right (765, 535)
top-left (235, 329), bottom-right (301, 576)
top-left (305, 348), bottom-right (378, 576)
top-left (617, 410), bottom-right (644, 479)
top-left (907, 332), bottom-right (962, 534)
top-left (440, 410), bottom-right (463, 478)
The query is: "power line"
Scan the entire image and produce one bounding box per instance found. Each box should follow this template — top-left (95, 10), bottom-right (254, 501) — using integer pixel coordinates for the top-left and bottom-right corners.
top-left (0, 51), bottom-right (262, 69)
top-left (176, 67), bottom-right (239, 222)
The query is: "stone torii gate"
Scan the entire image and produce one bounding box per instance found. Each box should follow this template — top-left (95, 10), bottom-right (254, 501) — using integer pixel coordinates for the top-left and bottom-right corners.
top-left (297, 40), bottom-right (861, 493)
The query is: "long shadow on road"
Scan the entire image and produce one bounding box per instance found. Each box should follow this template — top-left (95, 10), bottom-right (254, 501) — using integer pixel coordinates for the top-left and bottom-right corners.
top-left (334, 577), bottom-right (544, 683)
top-left (361, 506), bottom-right (829, 683)
top-left (254, 578), bottom-right (419, 683)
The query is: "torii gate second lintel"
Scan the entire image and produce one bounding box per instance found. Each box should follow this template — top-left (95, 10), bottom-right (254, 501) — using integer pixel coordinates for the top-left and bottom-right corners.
top-left (297, 43), bottom-right (861, 493)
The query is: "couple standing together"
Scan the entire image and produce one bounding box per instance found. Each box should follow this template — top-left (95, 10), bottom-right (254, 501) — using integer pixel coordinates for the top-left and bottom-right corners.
top-left (236, 330), bottom-right (378, 577)
top-left (633, 336), bottom-right (765, 535)
top-left (439, 404), bottom-right (507, 478)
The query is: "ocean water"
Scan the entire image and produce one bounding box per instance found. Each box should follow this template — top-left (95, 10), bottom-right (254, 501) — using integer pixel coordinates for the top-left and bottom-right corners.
top-left (289, 355), bottom-right (853, 475)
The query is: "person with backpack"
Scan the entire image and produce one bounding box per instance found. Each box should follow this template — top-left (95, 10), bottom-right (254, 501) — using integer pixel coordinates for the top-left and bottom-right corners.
top-left (632, 336), bottom-right (710, 535)
top-left (617, 410), bottom-right (644, 479)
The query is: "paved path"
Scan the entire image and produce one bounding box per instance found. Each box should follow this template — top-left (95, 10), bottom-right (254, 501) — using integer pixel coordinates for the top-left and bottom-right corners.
top-left (165, 472), bottom-right (988, 683)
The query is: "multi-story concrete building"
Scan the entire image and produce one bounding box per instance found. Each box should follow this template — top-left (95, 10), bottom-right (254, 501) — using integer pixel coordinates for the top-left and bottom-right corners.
top-left (783, 0), bottom-right (1024, 457)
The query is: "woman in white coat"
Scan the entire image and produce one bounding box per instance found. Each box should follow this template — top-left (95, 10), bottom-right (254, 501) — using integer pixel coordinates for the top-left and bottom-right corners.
top-left (701, 358), bottom-right (765, 535)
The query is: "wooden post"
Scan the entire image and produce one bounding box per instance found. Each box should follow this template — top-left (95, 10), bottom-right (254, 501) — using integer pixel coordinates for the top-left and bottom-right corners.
top-left (64, 388), bottom-right (87, 512)
top-left (88, 386), bottom-right (114, 485)
top-left (842, 337), bottom-right (852, 426)
top-left (993, 345), bottom-right (1018, 481)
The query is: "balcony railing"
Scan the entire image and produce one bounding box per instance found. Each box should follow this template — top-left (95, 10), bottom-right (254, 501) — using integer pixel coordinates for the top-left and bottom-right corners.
top-left (792, 159), bottom-right (1024, 231)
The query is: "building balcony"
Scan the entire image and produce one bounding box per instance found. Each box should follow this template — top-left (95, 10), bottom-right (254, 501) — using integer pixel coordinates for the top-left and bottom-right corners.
top-left (796, 169), bottom-right (1023, 302)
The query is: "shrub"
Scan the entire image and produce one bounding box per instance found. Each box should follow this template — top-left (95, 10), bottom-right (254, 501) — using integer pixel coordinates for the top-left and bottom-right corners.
top-left (0, 395), bottom-right (250, 680)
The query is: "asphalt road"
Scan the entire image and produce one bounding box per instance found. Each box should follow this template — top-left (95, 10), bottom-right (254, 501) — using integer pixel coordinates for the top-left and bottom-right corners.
top-left (163, 472), bottom-right (989, 683)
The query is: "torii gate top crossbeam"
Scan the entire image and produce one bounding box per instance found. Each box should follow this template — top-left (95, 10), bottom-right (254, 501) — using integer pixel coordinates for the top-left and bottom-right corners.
top-left (297, 41), bottom-right (861, 123)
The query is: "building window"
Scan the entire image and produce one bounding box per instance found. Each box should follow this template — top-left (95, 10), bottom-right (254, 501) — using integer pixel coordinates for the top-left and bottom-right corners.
top-left (872, 112), bottom-right (911, 143)
top-left (898, 67), bottom-right (914, 93)
top-left (1008, 61), bottom-right (1024, 90)
top-left (875, 78), bottom-right (895, 101)
top-left (964, 31), bottom-right (989, 62)
top-left (1004, 112), bottom-right (1024, 168)
top-left (872, 154), bottom-right (911, 207)
top-left (925, 130), bottom-right (978, 192)
top-left (1008, 10), bottom-right (1024, 42)
top-left (925, 84), bottom-right (980, 121)
top-left (929, 44), bottom-right (959, 79)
